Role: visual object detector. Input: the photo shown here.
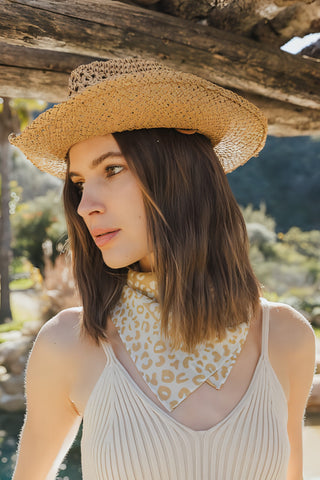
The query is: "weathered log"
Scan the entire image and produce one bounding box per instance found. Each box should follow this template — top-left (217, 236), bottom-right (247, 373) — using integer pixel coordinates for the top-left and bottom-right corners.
top-left (0, 42), bottom-right (102, 73)
top-left (159, 0), bottom-right (214, 20)
top-left (207, 0), bottom-right (320, 47)
top-left (160, 0), bottom-right (320, 49)
top-left (0, 0), bottom-right (319, 111)
top-left (300, 39), bottom-right (320, 59)
top-left (133, 0), bottom-right (160, 5)
top-left (1, 63), bottom-right (319, 136)
top-left (254, 2), bottom-right (320, 47)
top-left (0, 65), bottom-right (68, 102)
top-left (234, 89), bottom-right (320, 136)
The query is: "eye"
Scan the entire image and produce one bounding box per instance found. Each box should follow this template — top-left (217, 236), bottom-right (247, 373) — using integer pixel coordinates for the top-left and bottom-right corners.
top-left (73, 181), bottom-right (84, 193)
top-left (70, 164), bottom-right (124, 193)
top-left (105, 165), bottom-right (124, 177)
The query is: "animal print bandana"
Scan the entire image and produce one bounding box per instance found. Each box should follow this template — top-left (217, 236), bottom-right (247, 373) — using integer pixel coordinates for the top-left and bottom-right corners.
top-left (111, 269), bottom-right (249, 411)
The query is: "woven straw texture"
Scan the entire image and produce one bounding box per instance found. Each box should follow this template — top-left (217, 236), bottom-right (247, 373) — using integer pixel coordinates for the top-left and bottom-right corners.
top-left (9, 58), bottom-right (268, 178)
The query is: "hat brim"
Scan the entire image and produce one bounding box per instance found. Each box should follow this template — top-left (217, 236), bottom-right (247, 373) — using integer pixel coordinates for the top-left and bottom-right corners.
top-left (9, 69), bottom-right (267, 179)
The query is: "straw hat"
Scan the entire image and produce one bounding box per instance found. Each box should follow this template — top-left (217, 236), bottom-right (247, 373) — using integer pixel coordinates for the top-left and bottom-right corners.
top-left (9, 57), bottom-right (267, 179)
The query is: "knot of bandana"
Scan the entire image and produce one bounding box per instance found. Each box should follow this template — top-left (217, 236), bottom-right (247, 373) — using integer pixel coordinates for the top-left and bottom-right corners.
top-left (111, 269), bottom-right (249, 411)
top-left (126, 269), bottom-right (159, 302)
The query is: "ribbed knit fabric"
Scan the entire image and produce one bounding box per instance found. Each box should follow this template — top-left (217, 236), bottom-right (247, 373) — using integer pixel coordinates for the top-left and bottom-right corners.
top-left (81, 298), bottom-right (290, 479)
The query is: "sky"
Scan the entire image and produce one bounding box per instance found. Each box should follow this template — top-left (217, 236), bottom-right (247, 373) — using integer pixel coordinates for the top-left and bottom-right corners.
top-left (281, 32), bottom-right (320, 53)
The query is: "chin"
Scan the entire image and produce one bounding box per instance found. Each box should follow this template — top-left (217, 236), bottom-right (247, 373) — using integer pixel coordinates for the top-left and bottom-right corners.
top-left (101, 253), bottom-right (137, 270)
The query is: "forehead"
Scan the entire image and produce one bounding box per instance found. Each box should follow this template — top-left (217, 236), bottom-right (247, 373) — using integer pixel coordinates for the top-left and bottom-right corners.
top-left (68, 134), bottom-right (122, 168)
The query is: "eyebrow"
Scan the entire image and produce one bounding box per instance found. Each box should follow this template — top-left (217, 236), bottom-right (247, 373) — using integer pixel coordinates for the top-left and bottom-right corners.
top-left (69, 151), bottom-right (124, 178)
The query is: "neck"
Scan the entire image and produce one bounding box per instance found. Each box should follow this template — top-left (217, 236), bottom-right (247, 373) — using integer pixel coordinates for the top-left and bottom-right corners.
top-left (138, 252), bottom-right (155, 272)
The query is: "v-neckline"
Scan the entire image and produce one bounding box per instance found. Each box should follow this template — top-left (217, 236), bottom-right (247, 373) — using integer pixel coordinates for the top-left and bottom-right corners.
top-left (105, 340), bottom-right (265, 435)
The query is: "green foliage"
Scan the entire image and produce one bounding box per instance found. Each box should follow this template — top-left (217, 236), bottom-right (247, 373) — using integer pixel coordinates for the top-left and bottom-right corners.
top-left (10, 150), bottom-right (61, 202)
top-left (8, 98), bottom-right (61, 203)
top-left (246, 210), bottom-right (320, 316)
top-left (9, 98), bottom-right (48, 131)
top-left (11, 191), bottom-right (67, 275)
top-left (229, 135), bottom-right (320, 232)
top-left (9, 180), bottom-right (22, 214)
top-left (241, 203), bottom-right (276, 232)
top-left (10, 256), bottom-right (26, 274)
top-left (10, 277), bottom-right (34, 290)
top-left (280, 228), bottom-right (320, 259)
top-left (274, 228), bottom-right (320, 286)
top-left (0, 299), bottom-right (38, 334)
top-left (0, 318), bottom-right (26, 334)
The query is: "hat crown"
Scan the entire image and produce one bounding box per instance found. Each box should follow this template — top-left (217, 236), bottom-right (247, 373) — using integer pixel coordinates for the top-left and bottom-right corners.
top-left (9, 57), bottom-right (268, 179)
top-left (68, 57), bottom-right (169, 98)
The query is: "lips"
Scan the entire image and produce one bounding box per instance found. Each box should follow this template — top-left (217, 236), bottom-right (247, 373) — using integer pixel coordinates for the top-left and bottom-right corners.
top-left (91, 228), bottom-right (120, 247)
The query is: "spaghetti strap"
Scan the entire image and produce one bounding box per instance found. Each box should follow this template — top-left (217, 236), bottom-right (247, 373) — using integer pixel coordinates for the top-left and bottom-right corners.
top-left (100, 340), bottom-right (113, 364)
top-left (260, 298), bottom-right (270, 359)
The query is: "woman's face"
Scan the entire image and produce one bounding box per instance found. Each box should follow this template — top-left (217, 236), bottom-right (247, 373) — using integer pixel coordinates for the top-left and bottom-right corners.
top-left (68, 134), bottom-right (154, 272)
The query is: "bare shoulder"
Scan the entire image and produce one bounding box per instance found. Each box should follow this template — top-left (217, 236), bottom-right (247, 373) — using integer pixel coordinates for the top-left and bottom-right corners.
top-left (267, 301), bottom-right (315, 368)
top-left (265, 301), bottom-right (316, 404)
top-left (268, 301), bottom-right (315, 350)
top-left (34, 307), bottom-right (83, 357)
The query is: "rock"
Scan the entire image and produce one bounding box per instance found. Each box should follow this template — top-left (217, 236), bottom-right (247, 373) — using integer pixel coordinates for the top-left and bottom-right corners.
top-left (0, 372), bottom-right (10, 383)
top-left (0, 336), bottom-right (35, 411)
top-left (0, 337), bottom-right (33, 373)
top-left (246, 222), bottom-right (276, 246)
top-left (307, 374), bottom-right (320, 413)
top-left (21, 320), bottom-right (43, 337)
top-left (316, 354), bottom-right (320, 375)
top-left (0, 372), bottom-right (25, 395)
top-left (9, 358), bottom-right (26, 375)
top-left (316, 338), bottom-right (320, 375)
top-left (0, 330), bottom-right (22, 342)
top-left (311, 306), bottom-right (320, 328)
top-left (0, 392), bottom-right (25, 412)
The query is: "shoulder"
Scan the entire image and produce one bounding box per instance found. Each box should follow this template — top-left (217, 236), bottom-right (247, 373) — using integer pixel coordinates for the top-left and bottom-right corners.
top-left (267, 300), bottom-right (315, 356)
top-left (264, 300), bottom-right (315, 403)
top-left (266, 301), bottom-right (315, 385)
top-left (24, 309), bottom-right (86, 422)
top-left (31, 307), bottom-right (84, 362)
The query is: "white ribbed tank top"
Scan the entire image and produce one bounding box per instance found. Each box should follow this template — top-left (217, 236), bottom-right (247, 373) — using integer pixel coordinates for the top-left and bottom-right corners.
top-left (81, 298), bottom-right (290, 479)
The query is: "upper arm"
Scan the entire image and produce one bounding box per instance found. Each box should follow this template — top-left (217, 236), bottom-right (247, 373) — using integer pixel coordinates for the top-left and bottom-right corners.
top-left (12, 309), bottom-right (82, 480)
top-left (270, 304), bottom-right (316, 480)
top-left (287, 313), bottom-right (315, 480)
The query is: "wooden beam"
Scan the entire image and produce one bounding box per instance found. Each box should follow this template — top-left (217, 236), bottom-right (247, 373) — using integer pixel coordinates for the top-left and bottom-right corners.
top-left (0, 43), bottom-right (104, 100)
top-left (1, 63), bottom-right (319, 136)
top-left (0, 0), bottom-right (319, 110)
top-left (0, 65), bottom-right (68, 102)
top-left (0, 42), bottom-right (103, 73)
top-left (207, 0), bottom-right (320, 47)
top-left (234, 90), bottom-right (320, 137)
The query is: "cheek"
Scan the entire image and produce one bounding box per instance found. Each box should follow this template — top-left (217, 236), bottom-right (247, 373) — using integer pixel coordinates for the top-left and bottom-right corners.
top-left (126, 186), bottom-right (149, 243)
top-left (132, 194), bottom-right (148, 230)
top-left (111, 176), bottom-right (146, 227)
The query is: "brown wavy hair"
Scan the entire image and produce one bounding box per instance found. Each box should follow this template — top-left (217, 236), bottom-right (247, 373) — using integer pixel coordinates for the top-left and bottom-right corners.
top-left (63, 128), bottom-right (261, 353)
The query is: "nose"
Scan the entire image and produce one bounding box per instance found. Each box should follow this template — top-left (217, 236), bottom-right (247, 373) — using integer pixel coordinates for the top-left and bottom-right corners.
top-left (77, 183), bottom-right (105, 218)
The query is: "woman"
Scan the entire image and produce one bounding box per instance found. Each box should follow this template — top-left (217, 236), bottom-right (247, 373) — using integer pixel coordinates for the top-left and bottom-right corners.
top-left (9, 58), bottom-right (315, 480)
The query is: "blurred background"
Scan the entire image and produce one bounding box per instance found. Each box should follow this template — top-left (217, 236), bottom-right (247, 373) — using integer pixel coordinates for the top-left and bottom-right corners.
top-left (0, 0), bottom-right (320, 478)
top-left (0, 101), bottom-right (319, 480)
